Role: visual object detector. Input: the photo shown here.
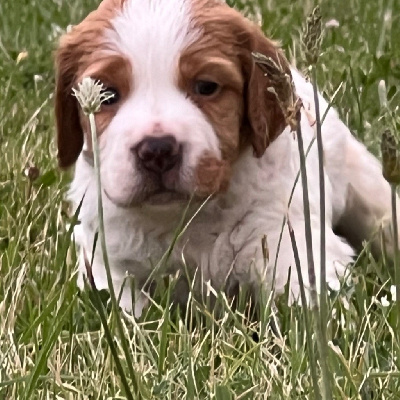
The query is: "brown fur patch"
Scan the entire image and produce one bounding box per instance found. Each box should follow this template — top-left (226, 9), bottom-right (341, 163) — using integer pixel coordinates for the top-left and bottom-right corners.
top-left (181, 0), bottom-right (291, 195)
top-left (195, 154), bottom-right (231, 196)
top-left (179, 53), bottom-right (244, 162)
top-left (190, 1), bottom-right (291, 156)
top-left (55, 0), bottom-right (127, 168)
top-left (78, 56), bottom-right (132, 153)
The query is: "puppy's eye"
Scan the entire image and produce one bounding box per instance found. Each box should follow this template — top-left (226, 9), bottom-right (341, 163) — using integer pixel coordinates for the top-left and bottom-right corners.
top-left (194, 80), bottom-right (220, 97)
top-left (100, 87), bottom-right (120, 106)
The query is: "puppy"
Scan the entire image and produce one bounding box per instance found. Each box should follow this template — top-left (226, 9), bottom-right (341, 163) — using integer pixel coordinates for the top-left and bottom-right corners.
top-left (55, 0), bottom-right (398, 316)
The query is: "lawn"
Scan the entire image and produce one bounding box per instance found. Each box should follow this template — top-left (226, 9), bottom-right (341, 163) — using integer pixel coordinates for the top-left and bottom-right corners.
top-left (1, 0), bottom-right (400, 398)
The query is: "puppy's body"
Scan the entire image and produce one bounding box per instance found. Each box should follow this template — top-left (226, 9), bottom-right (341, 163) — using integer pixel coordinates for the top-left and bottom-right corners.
top-left (57, 0), bottom-right (397, 316)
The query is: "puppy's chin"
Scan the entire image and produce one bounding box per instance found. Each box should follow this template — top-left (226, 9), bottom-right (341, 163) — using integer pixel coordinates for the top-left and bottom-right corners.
top-left (104, 186), bottom-right (192, 209)
top-left (144, 190), bottom-right (191, 205)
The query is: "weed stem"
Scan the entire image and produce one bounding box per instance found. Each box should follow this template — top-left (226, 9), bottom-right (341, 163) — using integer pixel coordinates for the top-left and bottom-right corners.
top-left (296, 111), bottom-right (332, 400)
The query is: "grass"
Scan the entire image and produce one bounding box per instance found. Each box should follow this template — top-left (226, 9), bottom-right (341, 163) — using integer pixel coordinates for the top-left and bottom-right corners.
top-left (0, 0), bottom-right (400, 398)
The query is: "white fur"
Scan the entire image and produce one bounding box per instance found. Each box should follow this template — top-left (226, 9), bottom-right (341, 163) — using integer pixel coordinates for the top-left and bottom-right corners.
top-left (68, 1), bottom-right (397, 317)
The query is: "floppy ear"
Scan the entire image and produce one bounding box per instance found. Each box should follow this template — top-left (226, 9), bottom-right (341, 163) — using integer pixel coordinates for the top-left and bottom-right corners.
top-left (55, 37), bottom-right (84, 169)
top-left (242, 27), bottom-right (292, 157)
top-left (54, 0), bottom-right (126, 169)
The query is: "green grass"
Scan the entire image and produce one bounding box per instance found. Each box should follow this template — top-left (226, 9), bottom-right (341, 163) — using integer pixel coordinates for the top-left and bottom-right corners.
top-left (1, 0), bottom-right (400, 398)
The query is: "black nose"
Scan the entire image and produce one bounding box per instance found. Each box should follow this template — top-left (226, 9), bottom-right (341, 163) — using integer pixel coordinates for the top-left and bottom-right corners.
top-left (136, 136), bottom-right (181, 174)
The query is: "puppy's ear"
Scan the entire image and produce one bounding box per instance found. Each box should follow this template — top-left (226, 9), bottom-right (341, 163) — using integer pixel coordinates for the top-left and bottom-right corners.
top-left (55, 0), bottom-right (126, 169)
top-left (55, 34), bottom-right (84, 169)
top-left (241, 27), bottom-right (292, 157)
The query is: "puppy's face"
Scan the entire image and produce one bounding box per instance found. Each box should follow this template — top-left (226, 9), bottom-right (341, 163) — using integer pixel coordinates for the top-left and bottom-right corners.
top-left (55, 0), bottom-right (290, 207)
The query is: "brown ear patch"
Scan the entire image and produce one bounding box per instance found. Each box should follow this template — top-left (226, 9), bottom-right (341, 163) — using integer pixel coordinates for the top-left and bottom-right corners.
top-left (241, 27), bottom-right (292, 157)
top-left (55, 46), bottom-right (84, 169)
top-left (189, 0), bottom-right (293, 158)
top-left (54, 0), bottom-right (126, 168)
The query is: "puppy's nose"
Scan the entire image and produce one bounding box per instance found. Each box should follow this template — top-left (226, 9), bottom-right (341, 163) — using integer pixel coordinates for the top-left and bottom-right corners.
top-left (136, 136), bottom-right (181, 174)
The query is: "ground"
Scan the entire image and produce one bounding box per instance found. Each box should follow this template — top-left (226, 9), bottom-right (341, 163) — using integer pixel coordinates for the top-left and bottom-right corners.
top-left (0, 0), bottom-right (400, 398)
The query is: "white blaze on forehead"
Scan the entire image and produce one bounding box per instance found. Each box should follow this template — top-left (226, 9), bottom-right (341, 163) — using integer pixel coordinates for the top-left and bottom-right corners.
top-left (108, 0), bottom-right (199, 90)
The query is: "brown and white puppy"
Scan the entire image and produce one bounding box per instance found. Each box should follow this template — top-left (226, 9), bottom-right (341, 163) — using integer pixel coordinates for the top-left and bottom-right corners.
top-left (56, 0), bottom-right (398, 316)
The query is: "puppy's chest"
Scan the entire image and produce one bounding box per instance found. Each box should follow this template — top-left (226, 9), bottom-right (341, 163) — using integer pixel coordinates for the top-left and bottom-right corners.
top-left (103, 205), bottom-right (246, 274)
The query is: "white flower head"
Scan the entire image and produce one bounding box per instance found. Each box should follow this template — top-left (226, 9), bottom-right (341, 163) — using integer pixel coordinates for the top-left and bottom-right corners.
top-left (380, 295), bottom-right (390, 307)
top-left (325, 19), bottom-right (340, 28)
top-left (72, 77), bottom-right (115, 115)
top-left (390, 285), bottom-right (397, 302)
top-left (378, 80), bottom-right (387, 108)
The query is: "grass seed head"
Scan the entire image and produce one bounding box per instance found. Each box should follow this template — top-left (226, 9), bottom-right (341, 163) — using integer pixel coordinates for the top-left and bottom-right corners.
top-left (252, 51), bottom-right (300, 132)
top-left (303, 6), bottom-right (323, 66)
top-left (24, 165), bottom-right (40, 182)
top-left (381, 129), bottom-right (400, 185)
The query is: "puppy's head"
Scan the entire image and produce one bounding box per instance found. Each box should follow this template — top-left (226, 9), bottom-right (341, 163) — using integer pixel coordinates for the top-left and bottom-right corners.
top-left (55, 0), bottom-right (291, 206)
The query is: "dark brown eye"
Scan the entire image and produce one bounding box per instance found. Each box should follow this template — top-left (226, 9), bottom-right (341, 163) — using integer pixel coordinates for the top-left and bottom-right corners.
top-left (194, 80), bottom-right (219, 96)
top-left (101, 87), bottom-right (120, 106)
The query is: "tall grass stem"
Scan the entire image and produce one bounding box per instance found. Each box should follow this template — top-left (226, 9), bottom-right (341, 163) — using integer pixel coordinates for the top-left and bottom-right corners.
top-left (296, 115), bottom-right (332, 400)
top-left (89, 112), bottom-right (141, 398)
top-left (287, 218), bottom-right (321, 400)
top-left (391, 184), bottom-right (400, 329)
top-left (311, 66), bottom-right (328, 349)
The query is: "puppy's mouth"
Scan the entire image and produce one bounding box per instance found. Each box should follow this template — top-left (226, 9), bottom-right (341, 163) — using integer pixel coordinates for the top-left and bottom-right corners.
top-left (139, 166), bottom-right (190, 205)
top-left (144, 189), bottom-right (190, 205)
top-left (104, 184), bottom-right (190, 208)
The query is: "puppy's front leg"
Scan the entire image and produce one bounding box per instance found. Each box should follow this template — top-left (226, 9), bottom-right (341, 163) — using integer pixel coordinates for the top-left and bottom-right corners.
top-left (231, 219), bottom-right (354, 303)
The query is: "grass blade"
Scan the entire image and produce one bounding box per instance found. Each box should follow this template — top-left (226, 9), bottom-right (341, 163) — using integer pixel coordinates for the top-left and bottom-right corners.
top-left (22, 294), bottom-right (77, 400)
